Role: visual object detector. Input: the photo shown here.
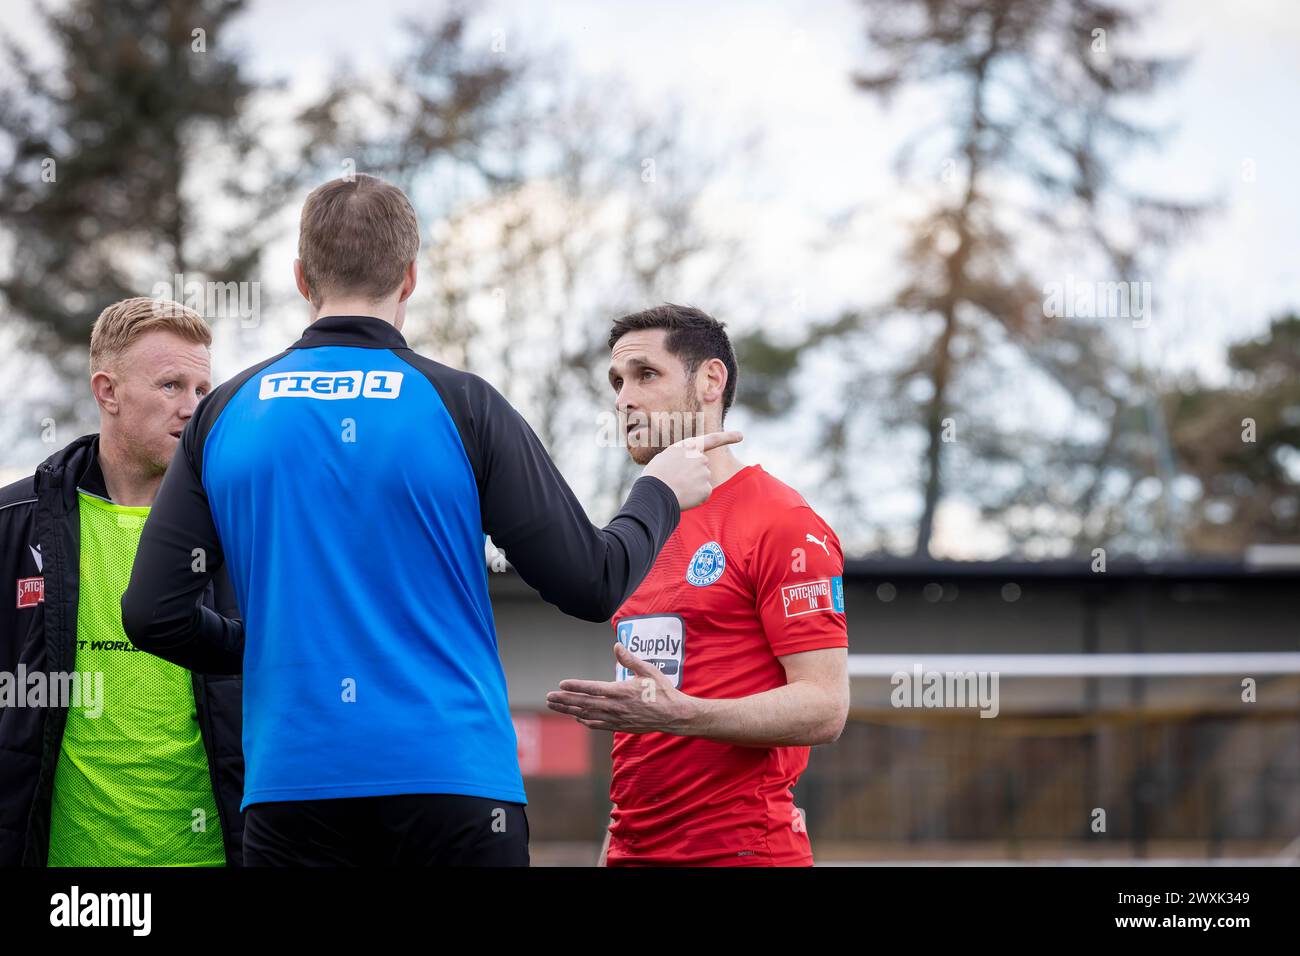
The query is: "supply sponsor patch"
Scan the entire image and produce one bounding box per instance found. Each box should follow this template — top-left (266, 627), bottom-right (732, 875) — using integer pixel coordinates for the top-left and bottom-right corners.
top-left (615, 614), bottom-right (685, 689)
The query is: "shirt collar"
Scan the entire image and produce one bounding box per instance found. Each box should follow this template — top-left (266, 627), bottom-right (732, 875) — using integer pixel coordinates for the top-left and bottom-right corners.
top-left (77, 439), bottom-right (111, 500)
top-left (290, 315), bottom-right (409, 350)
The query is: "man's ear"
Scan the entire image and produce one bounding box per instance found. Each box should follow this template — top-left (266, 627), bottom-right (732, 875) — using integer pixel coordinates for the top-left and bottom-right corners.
top-left (293, 259), bottom-right (312, 303)
top-left (90, 370), bottom-right (120, 416)
top-left (699, 357), bottom-right (728, 407)
top-left (397, 260), bottom-right (417, 304)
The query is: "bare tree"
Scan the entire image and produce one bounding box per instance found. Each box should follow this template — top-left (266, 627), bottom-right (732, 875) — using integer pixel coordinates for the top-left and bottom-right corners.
top-left (411, 72), bottom-right (749, 516)
top-left (820, 0), bottom-right (1204, 556)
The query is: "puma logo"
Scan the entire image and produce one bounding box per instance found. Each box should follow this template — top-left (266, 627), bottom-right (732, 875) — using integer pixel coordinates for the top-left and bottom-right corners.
top-left (805, 533), bottom-right (829, 557)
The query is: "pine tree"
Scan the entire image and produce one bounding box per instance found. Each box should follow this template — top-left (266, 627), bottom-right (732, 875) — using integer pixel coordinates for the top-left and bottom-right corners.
top-left (828, 0), bottom-right (1202, 555)
top-left (0, 0), bottom-right (288, 346)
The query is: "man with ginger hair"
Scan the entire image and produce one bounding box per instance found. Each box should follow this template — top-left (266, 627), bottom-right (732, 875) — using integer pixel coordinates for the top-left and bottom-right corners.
top-left (0, 297), bottom-right (245, 866)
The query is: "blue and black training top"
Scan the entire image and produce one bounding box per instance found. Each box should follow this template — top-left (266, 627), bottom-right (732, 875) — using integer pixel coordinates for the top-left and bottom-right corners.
top-left (121, 315), bottom-right (680, 811)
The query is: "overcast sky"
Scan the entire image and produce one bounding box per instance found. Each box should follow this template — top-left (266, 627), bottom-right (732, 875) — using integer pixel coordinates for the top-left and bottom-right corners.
top-left (221, 0), bottom-right (1300, 357)
top-left (7, 0), bottom-right (1296, 355)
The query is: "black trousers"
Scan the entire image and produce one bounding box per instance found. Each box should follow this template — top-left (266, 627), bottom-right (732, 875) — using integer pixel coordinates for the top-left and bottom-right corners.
top-left (243, 793), bottom-right (530, 866)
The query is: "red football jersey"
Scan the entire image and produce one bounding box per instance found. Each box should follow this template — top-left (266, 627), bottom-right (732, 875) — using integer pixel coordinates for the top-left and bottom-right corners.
top-left (606, 463), bottom-right (848, 866)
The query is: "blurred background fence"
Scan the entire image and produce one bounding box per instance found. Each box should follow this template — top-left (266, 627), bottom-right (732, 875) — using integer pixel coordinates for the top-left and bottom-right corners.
top-left (497, 557), bottom-right (1300, 864)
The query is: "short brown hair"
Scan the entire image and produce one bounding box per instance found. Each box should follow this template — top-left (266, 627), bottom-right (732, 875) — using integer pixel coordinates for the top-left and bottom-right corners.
top-left (298, 174), bottom-right (420, 306)
top-left (90, 297), bottom-right (212, 374)
top-left (608, 304), bottom-right (739, 420)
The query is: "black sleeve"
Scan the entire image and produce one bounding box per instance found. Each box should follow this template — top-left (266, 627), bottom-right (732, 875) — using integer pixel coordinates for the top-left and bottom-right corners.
top-left (210, 565), bottom-right (242, 622)
top-left (398, 353), bottom-right (681, 622)
top-left (121, 393), bottom-right (244, 674)
top-left (0, 477), bottom-right (39, 678)
top-left (478, 388), bottom-right (681, 622)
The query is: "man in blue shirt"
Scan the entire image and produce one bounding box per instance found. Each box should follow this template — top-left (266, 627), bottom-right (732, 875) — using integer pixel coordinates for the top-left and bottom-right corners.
top-left (121, 174), bottom-right (740, 865)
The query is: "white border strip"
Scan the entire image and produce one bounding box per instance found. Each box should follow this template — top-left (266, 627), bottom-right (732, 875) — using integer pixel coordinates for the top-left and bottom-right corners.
top-left (822, 858), bottom-right (1298, 867)
top-left (848, 653), bottom-right (1300, 677)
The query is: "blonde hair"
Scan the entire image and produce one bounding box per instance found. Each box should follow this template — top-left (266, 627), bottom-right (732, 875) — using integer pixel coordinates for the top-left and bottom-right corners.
top-left (89, 297), bottom-right (212, 374)
top-left (298, 174), bottom-right (420, 307)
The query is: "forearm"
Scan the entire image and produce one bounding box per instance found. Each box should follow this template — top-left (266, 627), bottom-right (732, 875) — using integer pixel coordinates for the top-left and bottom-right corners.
top-left (670, 679), bottom-right (845, 747)
top-left (473, 378), bottom-right (680, 623)
top-left (122, 597), bottom-right (244, 674)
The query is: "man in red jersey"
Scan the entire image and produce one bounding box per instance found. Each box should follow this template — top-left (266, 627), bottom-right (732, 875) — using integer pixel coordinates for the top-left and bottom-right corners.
top-left (546, 304), bottom-right (849, 866)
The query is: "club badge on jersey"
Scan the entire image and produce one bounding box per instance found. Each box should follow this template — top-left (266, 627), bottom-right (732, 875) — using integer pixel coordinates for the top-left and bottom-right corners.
top-left (685, 541), bottom-right (725, 587)
top-left (616, 614), bottom-right (685, 689)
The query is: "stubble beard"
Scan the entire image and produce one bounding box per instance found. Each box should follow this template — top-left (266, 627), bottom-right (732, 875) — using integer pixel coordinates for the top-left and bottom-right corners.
top-left (626, 387), bottom-right (703, 466)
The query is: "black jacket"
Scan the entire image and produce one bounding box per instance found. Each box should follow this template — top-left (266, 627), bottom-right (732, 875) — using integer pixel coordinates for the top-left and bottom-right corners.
top-left (0, 434), bottom-right (245, 866)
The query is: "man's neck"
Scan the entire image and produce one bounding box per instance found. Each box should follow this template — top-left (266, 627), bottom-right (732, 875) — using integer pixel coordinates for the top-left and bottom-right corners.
top-left (96, 436), bottom-right (162, 507)
top-left (706, 447), bottom-right (745, 488)
top-left (313, 300), bottom-right (402, 328)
